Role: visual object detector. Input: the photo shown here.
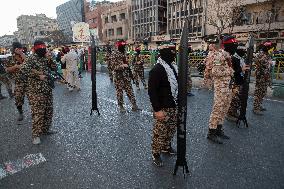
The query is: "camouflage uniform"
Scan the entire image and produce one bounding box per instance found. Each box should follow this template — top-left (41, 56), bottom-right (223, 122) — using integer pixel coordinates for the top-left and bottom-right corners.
top-left (0, 60), bottom-right (13, 97)
top-left (21, 54), bottom-right (56, 138)
top-left (253, 52), bottom-right (271, 111)
top-left (152, 108), bottom-right (177, 154)
top-left (132, 55), bottom-right (147, 89)
top-left (6, 55), bottom-right (27, 107)
top-left (111, 51), bottom-right (138, 109)
top-left (205, 50), bottom-right (234, 129)
top-left (187, 68), bottom-right (192, 93)
top-left (105, 52), bottom-right (113, 82)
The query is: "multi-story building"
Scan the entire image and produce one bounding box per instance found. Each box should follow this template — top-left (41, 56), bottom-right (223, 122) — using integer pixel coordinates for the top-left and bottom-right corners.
top-left (0, 35), bottom-right (16, 48)
top-left (130, 0), bottom-right (167, 42)
top-left (15, 14), bottom-right (58, 45)
top-left (205, 0), bottom-right (284, 48)
top-left (101, 1), bottom-right (129, 43)
top-left (168, 0), bottom-right (205, 47)
top-left (84, 0), bottom-right (111, 42)
top-left (56, 0), bottom-right (85, 41)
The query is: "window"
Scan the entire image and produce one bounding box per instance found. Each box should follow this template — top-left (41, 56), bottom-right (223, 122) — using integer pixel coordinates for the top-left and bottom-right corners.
top-left (120, 13), bottom-right (126, 20)
top-left (111, 15), bottom-right (117, 23)
top-left (105, 17), bottom-right (108, 23)
top-left (117, 27), bottom-right (123, 35)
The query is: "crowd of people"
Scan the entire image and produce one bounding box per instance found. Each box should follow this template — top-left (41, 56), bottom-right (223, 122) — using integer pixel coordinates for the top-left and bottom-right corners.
top-left (0, 35), bottom-right (274, 167)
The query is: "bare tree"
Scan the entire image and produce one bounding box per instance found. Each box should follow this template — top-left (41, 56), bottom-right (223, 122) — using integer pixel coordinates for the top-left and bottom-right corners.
top-left (206, 0), bottom-right (245, 43)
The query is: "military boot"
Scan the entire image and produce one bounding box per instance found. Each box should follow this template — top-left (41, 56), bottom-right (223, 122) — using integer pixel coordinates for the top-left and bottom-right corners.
top-left (119, 105), bottom-right (126, 113)
top-left (17, 106), bottom-right (24, 121)
top-left (216, 125), bottom-right (230, 139)
top-left (253, 109), bottom-right (263, 115)
top-left (132, 104), bottom-right (142, 112)
top-left (207, 129), bottom-right (223, 144)
top-left (152, 153), bottom-right (163, 167)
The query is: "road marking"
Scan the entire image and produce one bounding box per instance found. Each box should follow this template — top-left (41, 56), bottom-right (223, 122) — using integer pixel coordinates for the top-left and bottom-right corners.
top-left (98, 97), bottom-right (153, 116)
top-left (0, 153), bottom-right (46, 180)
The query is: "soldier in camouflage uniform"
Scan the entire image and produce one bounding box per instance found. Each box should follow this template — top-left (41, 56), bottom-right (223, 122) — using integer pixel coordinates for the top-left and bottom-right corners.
top-left (204, 40), bottom-right (234, 144)
top-left (21, 40), bottom-right (56, 145)
top-left (5, 42), bottom-right (26, 121)
top-left (105, 46), bottom-right (113, 82)
top-left (253, 42), bottom-right (272, 115)
top-left (111, 41), bottom-right (140, 113)
top-left (0, 56), bottom-right (13, 99)
top-left (132, 49), bottom-right (147, 90)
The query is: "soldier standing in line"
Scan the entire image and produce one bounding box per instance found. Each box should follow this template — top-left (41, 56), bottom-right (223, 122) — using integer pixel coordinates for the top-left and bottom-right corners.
top-left (105, 45), bottom-right (114, 83)
top-left (253, 42), bottom-right (273, 115)
top-left (0, 57), bottom-right (13, 99)
top-left (204, 39), bottom-right (234, 144)
top-left (222, 36), bottom-right (250, 121)
top-left (132, 48), bottom-right (147, 90)
top-left (21, 40), bottom-right (57, 145)
top-left (111, 41), bottom-right (141, 113)
top-left (5, 42), bottom-right (26, 121)
top-left (148, 43), bottom-right (178, 167)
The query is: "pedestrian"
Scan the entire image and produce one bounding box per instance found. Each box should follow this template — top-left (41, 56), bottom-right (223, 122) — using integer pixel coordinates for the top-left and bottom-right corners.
top-left (253, 42), bottom-right (273, 115)
top-left (111, 41), bottom-right (140, 113)
top-left (204, 38), bottom-right (233, 144)
top-left (105, 45), bottom-right (114, 82)
top-left (20, 40), bottom-right (57, 144)
top-left (132, 48), bottom-right (147, 90)
top-left (5, 42), bottom-right (27, 121)
top-left (61, 47), bottom-right (68, 80)
top-left (61, 47), bottom-right (80, 91)
top-left (148, 43), bottom-right (178, 167)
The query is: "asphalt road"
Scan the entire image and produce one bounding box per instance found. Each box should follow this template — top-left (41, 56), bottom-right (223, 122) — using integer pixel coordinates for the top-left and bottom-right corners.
top-left (0, 72), bottom-right (283, 189)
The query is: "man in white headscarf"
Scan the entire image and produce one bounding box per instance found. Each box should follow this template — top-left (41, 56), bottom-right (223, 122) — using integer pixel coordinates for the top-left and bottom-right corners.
top-left (61, 47), bottom-right (80, 91)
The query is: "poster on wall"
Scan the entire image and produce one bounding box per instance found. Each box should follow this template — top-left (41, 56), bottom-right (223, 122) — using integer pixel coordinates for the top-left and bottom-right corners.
top-left (72, 22), bottom-right (90, 42)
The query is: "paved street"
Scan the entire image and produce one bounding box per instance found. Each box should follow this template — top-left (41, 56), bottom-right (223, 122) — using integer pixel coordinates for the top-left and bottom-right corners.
top-left (0, 72), bottom-right (284, 189)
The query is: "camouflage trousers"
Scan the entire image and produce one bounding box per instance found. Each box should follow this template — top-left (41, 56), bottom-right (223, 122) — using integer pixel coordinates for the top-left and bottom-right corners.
top-left (107, 64), bottom-right (113, 82)
top-left (209, 80), bottom-right (232, 129)
top-left (227, 84), bottom-right (241, 118)
top-left (114, 74), bottom-right (137, 108)
top-left (133, 67), bottom-right (146, 88)
top-left (15, 80), bottom-right (26, 107)
top-left (0, 74), bottom-right (13, 97)
top-left (152, 108), bottom-right (177, 154)
top-left (253, 77), bottom-right (268, 111)
top-left (28, 92), bottom-right (53, 138)
top-left (187, 75), bottom-right (193, 93)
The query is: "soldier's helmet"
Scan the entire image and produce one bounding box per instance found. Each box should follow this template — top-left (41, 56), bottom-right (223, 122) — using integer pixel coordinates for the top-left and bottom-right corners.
top-left (258, 41), bottom-right (273, 53)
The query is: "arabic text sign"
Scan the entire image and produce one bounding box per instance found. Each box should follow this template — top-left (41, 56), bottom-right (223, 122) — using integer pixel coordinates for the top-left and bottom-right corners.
top-left (73, 22), bottom-right (90, 42)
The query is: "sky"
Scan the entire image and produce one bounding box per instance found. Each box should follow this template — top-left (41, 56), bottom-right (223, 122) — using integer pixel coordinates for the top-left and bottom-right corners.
top-left (0, 0), bottom-right (118, 37)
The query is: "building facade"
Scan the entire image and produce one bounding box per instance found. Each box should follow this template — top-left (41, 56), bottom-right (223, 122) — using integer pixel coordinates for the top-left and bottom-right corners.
top-left (56, 0), bottom-right (84, 41)
top-left (84, 0), bottom-right (111, 43)
top-left (205, 0), bottom-right (284, 48)
top-left (101, 1), bottom-right (129, 43)
top-left (167, 0), bottom-right (205, 48)
top-left (0, 35), bottom-right (16, 48)
top-left (15, 14), bottom-right (58, 45)
top-left (130, 0), bottom-right (167, 42)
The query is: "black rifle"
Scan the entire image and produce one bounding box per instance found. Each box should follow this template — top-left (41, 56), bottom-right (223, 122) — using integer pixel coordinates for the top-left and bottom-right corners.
top-left (173, 19), bottom-right (190, 177)
top-left (237, 34), bottom-right (254, 127)
top-left (90, 35), bottom-right (100, 116)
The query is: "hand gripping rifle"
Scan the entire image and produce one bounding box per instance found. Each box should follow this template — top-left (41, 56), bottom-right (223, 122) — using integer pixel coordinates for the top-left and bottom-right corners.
top-left (237, 34), bottom-right (254, 127)
top-left (173, 19), bottom-right (190, 177)
top-left (90, 35), bottom-right (100, 116)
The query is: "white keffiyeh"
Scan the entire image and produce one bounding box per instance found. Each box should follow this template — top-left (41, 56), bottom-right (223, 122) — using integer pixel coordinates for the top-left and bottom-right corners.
top-left (157, 57), bottom-right (178, 103)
